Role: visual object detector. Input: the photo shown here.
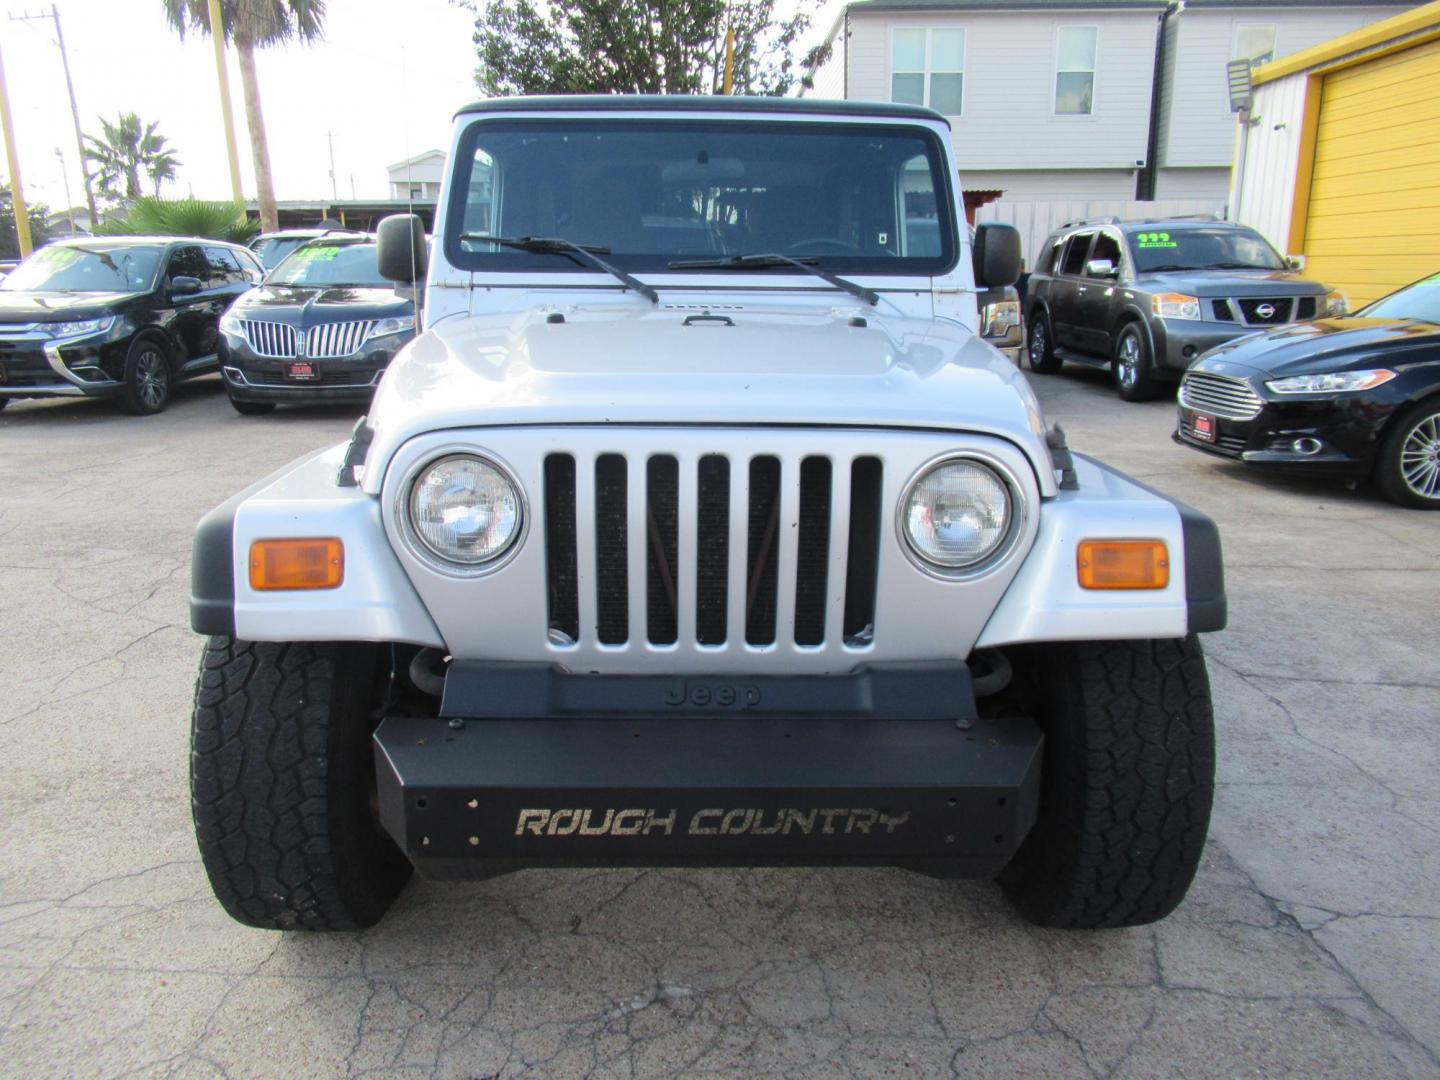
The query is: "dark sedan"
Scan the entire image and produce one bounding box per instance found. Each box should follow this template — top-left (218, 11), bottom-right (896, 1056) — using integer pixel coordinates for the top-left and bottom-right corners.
top-left (0, 237), bottom-right (262, 414)
top-left (218, 236), bottom-right (416, 414)
top-left (1175, 273), bottom-right (1440, 508)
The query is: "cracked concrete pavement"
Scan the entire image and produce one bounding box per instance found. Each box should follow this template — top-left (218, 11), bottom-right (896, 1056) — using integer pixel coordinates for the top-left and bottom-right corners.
top-left (0, 371), bottom-right (1436, 1078)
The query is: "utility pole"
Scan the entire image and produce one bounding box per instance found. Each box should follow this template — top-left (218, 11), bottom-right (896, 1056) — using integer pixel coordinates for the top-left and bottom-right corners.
top-left (722, 29), bottom-right (735, 94)
top-left (0, 37), bottom-right (31, 256)
top-left (9, 6), bottom-right (96, 226)
top-left (206, 0), bottom-right (244, 204)
top-left (54, 147), bottom-right (73, 231)
top-left (327, 129), bottom-right (337, 201)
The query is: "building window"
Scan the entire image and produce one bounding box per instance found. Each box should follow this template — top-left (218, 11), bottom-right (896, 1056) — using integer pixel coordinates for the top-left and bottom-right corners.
top-left (891, 28), bottom-right (965, 116)
top-left (1055, 26), bottom-right (1097, 115)
top-left (1234, 25), bottom-right (1276, 68)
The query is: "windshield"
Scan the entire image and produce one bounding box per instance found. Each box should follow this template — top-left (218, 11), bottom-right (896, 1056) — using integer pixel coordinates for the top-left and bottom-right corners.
top-left (251, 236), bottom-right (313, 270)
top-left (1127, 227), bottom-right (1286, 273)
top-left (266, 242), bottom-right (387, 288)
top-left (1, 244), bottom-right (162, 293)
top-left (446, 119), bottom-right (957, 275)
top-left (1358, 274), bottom-right (1440, 322)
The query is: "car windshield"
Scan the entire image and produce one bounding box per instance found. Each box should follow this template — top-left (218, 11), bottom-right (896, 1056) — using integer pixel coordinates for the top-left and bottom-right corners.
top-left (266, 242), bottom-right (387, 287)
top-left (1, 243), bottom-right (162, 293)
top-left (251, 235), bottom-right (314, 270)
top-left (1127, 227), bottom-right (1286, 273)
top-left (446, 119), bottom-right (957, 275)
top-left (1357, 274), bottom-right (1440, 323)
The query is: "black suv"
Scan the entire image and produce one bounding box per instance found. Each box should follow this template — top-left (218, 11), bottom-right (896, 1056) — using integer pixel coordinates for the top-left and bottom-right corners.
top-left (0, 236), bottom-right (262, 414)
top-left (1024, 218), bottom-right (1341, 401)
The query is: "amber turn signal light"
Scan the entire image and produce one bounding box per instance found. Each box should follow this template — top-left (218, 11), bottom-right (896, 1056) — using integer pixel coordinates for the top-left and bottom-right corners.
top-left (1077, 540), bottom-right (1169, 590)
top-left (249, 538), bottom-right (344, 591)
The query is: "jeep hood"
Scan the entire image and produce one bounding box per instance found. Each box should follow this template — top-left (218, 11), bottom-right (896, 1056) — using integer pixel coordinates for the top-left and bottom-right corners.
top-left (360, 303), bottom-right (1056, 496)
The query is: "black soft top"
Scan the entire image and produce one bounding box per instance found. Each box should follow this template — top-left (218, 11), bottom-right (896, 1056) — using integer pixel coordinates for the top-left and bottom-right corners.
top-left (454, 95), bottom-right (948, 127)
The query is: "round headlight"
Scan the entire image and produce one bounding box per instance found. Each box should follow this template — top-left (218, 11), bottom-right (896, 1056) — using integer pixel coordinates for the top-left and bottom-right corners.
top-left (408, 454), bottom-right (522, 565)
top-left (902, 459), bottom-right (1012, 569)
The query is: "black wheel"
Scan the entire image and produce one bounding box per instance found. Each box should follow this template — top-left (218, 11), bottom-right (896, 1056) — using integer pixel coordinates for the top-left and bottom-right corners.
top-left (190, 637), bottom-right (412, 930)
top-left (1026, 310), bottom-right (1061, 374)
top-left (228, 394), bottom-right (276, 416)
top-left (1375, 398), bottom-right (1440, 509)
top-left (999, 636), bottom-right (1215, 929)
top-left (1112, 324), bottom-right (1159, 402)
top-left (119, 336), bottom-right (172, 415)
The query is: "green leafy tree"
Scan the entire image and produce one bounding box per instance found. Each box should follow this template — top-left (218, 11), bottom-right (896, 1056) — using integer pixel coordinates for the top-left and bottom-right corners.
top-left (85, 113), bottom-right (183, 202)
top-left (0, 185), bottom-right (52, 260)
top-left (161, 0), bottom-right (326, 233)
top-left (94, 196), bottom-right (258, 244)
top-left (470, 0), bottom-right (827, 97)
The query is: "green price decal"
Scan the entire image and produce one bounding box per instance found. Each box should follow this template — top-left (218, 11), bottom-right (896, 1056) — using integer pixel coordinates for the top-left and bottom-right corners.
top-left (1136, 231), bottom-right (1178, 249)
top-left (293, 246), bottom-right (341, 262)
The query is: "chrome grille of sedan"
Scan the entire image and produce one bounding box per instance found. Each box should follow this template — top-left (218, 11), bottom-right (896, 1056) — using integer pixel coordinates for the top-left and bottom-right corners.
top-left (238, 320), bottom-right (299, 359)
top-left (1179, 371), bottom-right (1264, 421)
top-left (306, 320), bottom-right (378, 359)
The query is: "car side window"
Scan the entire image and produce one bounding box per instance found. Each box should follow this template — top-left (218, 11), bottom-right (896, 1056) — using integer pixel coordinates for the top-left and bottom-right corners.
top-left (1060, 233), bottom-right (1093, 276)
top-left (1036, 239), bottom-right (1058, 274)
top-left (235, 249), bottom-right (264, 282)
top-left (166, 245), bottom-right (209, 288)
top-left (1087, 233), bottom-right (1122, 276)
top-left (203, 246), bottom-right (244, 288)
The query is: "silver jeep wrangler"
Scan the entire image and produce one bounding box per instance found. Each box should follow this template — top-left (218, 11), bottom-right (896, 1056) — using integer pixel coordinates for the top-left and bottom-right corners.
top-left (189, 96), bottom-right (1225, 932)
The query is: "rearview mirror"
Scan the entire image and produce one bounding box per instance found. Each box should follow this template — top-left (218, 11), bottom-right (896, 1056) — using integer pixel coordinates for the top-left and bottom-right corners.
top-left (1085, 258), bottom-right (1118, 279)
top-left (377, 214), bottom-right (428, 284)
top-left (169, 275), bottom-right (202, 295)
top-left (973, 223), bottom-right (1022, 288)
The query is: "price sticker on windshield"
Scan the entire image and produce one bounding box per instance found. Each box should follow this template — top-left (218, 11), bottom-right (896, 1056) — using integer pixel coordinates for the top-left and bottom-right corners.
top-left (293, 247), bottom-right (341, 263)
top-left (1136, 231), bottom-right (1178, 249)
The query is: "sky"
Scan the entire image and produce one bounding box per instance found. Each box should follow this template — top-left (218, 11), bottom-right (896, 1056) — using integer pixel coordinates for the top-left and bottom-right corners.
top-left (1, 0), bottom-right (480, 212)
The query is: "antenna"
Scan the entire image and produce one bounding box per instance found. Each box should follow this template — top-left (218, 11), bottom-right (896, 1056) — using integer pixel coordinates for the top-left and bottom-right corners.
top-left (327, 129), bottom-right (337, 201)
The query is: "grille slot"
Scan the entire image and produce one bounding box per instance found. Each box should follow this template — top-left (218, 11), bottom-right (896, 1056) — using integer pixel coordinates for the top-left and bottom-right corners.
top-left (1238, 297), bottom-right (1293, 325)
top-left (1296, 296), bottom-right (1318, 320)
top-left (1180, 371), bottom-right (1264, 421)
top-left (307, 320), bottom-right (377, 359)
top-left (240, 320), bottom-right (298, 358)
top-left (244, 368), bottom-right (378, 387)
top-left (545, 450), bottom-right (881, 653)
top-left (1212, 299), bottom-right (1236, 322)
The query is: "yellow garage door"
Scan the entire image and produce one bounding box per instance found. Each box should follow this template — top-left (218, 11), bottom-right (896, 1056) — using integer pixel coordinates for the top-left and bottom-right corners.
top-left (1304, 37), bottom-right (1440, 307)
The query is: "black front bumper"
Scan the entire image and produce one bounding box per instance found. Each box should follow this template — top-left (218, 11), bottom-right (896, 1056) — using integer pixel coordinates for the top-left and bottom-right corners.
top-left (1174, 393), bottom-right (1395, 477)
top-left (374, 664), bottom-right (1043, 880)
top-left (219, 335), bottom-right (394, 403)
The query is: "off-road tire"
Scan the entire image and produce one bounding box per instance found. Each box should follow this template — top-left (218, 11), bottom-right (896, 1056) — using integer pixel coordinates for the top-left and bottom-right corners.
top-left (999, 636), bottom-right (1215, 929)
top-left (1113, 323), bottom-right (1159, 403)
top-left (228, 394), bottom-right (276, 416)
top-left (119, 335), bottom-right (172, 415)
top-left (1027, 310), bottom-right (1062, 374)
top-left (1375, 398), bottom-right (1440, 510)
top-left (190, 637), bottom-right (411, 930)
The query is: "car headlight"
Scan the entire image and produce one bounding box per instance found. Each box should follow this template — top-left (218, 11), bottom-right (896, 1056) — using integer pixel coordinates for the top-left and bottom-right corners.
top-left (1266, 369), bottom-right (1396, 394)
top-left (980, 300), bottom-right (1020, 339)
top-left (407, 454), bottom-right (522, 567)
top-left (219, 311), bottom-right (244, 334)
top-left (369, 315), bottom-right (415, 339)
top-left (902, 459), bottom-right (1013, 570)
top-left (1152, 293), bottom-right (1202, 320)
top-left (1325, 290), bottom-right (1348, 317)
top-left (47, 316), bottom-right (115, 339)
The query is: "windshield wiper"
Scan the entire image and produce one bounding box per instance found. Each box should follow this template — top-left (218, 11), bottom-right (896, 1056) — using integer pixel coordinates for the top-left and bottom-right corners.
top-left (460, 233), bottom-right (658, 303)
top-left (668, 253), bottom-right (880, 307)
top-left (1143, 264), bottom-right (1196, 273)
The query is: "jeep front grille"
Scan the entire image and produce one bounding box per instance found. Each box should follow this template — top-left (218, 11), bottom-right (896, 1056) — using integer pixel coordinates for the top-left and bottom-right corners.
top-left (1179, 371), bottom-right (1264, 421)
top-left (239, 319), bottom-right (377, 359)
top-left (542, 451), bottom-right (882, 650)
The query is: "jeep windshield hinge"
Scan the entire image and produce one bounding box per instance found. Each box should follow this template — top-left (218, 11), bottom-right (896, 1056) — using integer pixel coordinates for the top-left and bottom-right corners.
top-left (1046, 424), bottom-right (1080, 491)
top-left (336, 416), bottom-right (375, 487)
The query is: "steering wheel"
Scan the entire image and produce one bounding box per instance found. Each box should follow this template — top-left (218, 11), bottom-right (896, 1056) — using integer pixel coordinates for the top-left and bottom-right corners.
top-left (786, 238), bottom-right (865, 255)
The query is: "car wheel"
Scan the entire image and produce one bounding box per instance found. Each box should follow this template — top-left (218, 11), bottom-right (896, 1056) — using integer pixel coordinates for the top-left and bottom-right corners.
top-left (119, 337), bottom-right (172, 415)
top-left (1112, 324), bottom-right (1158, 402)
top-left (1376, 399), bottom-right (1440, 510)
top-left (998, 636), bottom-right (1215, 928)
top-left (1027, 310), bottom-right (1061, 374)
top-left (191, 637), bottom-right (412, 930)
top-left (229, 394), bottom-right (276, 416)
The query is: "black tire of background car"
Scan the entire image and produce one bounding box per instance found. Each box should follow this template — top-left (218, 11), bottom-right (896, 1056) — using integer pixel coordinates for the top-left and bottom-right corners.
top-left (1375, 397), bottom-right (1440, 510)
top-left (228, 395), bottom-right (276, 416)
top-left (191, 637), bottom-right (412, 930)
top-left (0, 397), bottom-right (8, 411)
top-left (1113, 324), bottom-right (1159, 403)
top-left (119, 336), bottom-right (173, 415)
top-left (998, 635), bottom-right (1215, 928)
top-left (1027, 310), bottom-right (1061, 374)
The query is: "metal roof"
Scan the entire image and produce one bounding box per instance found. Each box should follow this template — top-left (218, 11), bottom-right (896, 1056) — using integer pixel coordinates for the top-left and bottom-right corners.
top-left (454, 95), bottom-right (948, 126)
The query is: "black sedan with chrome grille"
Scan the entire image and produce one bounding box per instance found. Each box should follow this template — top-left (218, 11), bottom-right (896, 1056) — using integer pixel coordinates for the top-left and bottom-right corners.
top-left (1174, 273), bottom-right (1440, 509)
top-left (218, 235), bottom-right (415, 414)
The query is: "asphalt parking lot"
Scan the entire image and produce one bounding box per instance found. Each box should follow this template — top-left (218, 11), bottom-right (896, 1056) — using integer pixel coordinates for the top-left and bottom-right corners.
top-left (1, 370), bottom-right (1437, 1079)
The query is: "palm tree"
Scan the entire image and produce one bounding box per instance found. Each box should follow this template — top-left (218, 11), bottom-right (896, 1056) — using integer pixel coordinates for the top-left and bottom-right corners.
top-left (161, 0), bottom-right (326, 233)
top-left (85, 114), bottom-right (183, 203)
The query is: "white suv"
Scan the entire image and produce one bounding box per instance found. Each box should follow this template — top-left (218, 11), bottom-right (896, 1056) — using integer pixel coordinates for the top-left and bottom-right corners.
top-left (188, 96), bottom-right (1226, 932)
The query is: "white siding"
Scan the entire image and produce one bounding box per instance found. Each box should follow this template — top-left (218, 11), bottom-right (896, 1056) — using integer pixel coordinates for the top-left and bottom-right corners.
top-left (962, 168), bottom-right (1138, 201)
top-left (1154, 166), bottom-right (1231, 200)
top-left (1160, 5), bottom-right (1408, 167)
top-left (976, 198), bottom-right (1226, 265)
top-left (846, 9), bottom-right (1163, 170)
top-left (1230, 72), bottom-right (1311, 255)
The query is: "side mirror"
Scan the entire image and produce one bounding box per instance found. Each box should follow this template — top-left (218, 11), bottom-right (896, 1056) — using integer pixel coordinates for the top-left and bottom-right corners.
top-left (1287, 254), bottom-right (1306, 271)
top-left (1085, 258), bottom-right (1119, 279)
top-left (377, 214), bottom-right (428, 284)
top-left (973, 222), bottom-right (1022, 288)
top-left (169, 275), bottom-right (203, 295)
